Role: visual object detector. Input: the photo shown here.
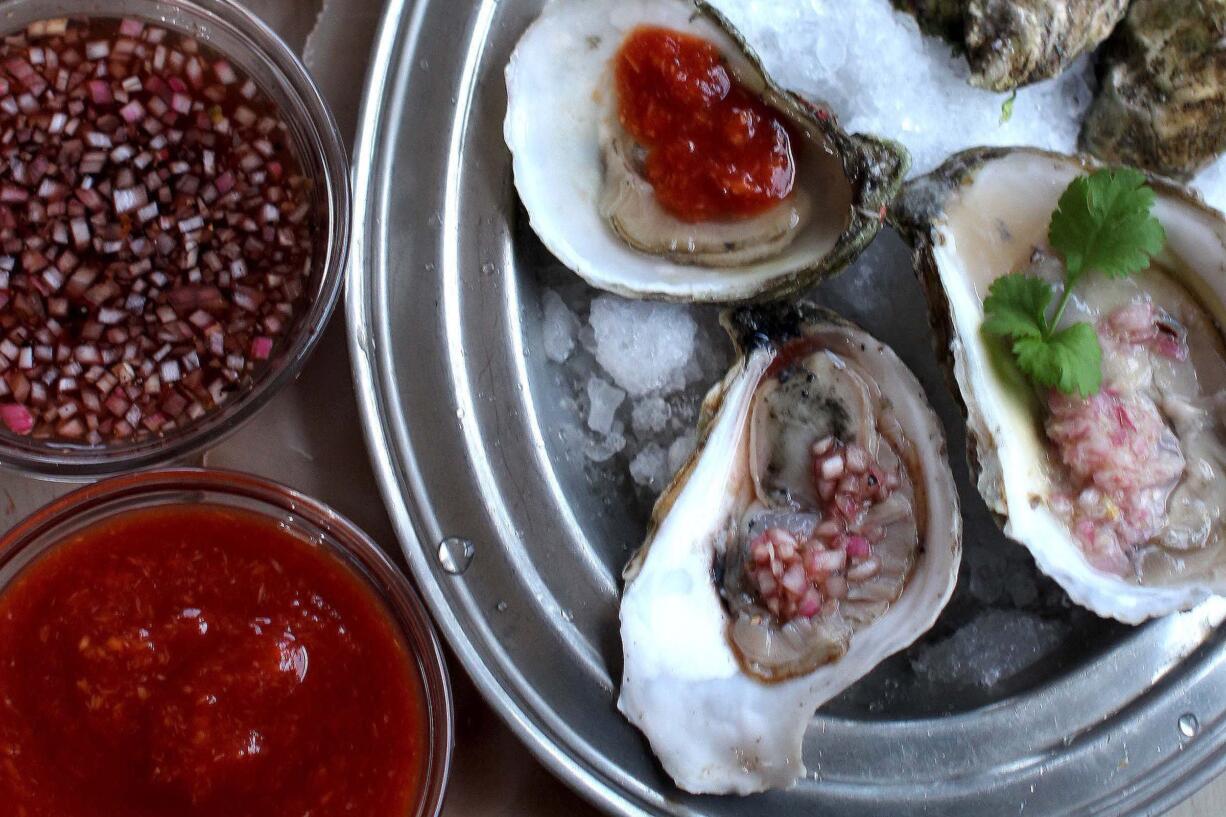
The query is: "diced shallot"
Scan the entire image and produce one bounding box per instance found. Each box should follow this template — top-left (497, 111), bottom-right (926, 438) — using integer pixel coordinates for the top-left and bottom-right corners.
top-left (250, 336), bottom-right (273, 360)
top-left (0, 403), bottom-right (34, 435)
top-left (0, 18), bottom-right (313, 445)
top-left (119, 99), bottom-right (144, 122)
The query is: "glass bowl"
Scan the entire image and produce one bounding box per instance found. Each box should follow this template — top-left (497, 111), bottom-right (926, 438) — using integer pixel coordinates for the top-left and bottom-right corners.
top-left (0, 468), bottom-right (452, 817)
top-left (0, 0), bottom-right (349, 478)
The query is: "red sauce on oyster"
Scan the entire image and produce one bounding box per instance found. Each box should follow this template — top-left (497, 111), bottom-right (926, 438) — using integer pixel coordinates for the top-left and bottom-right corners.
top-left (613, 26), bottom-right (796, 223)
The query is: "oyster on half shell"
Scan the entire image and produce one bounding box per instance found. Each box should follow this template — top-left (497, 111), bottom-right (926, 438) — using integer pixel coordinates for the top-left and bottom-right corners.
top-left (504, 0), bottom-right (908, 303)
top-left (618, 302), bottom-right (960, 794)
top-left (893, 147), bottom-right (1226, 623)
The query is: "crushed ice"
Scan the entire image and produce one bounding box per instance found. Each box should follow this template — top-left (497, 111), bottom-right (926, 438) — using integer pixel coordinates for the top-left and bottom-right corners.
top-left (910, 610), bottom-right (1068, 688)
top-left (541, 286), bottom-right (726, 495)
top-left (589, 297), bottom-right (698, 397)
top-left (710, 0), bottom-right (1226, 211)
top-left (708, 0), bottom-right (1093, 178)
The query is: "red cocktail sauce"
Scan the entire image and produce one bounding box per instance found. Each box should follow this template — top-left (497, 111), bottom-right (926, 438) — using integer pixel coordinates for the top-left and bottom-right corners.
top-left (613, 25), bottom-right (797, 223)
top-left (0, 505), bottom-right (427, 817)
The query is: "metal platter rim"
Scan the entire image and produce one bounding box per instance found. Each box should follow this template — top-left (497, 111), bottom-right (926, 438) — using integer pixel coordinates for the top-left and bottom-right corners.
top-left (346, 0), bottom-right (1226, 815)
top-left (346, 1), bottom-right (650, 815)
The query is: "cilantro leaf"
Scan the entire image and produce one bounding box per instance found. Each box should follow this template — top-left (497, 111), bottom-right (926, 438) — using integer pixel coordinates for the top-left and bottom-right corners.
top-left (1048, 167), bottom-right (1167, 284)
top-left (1012, 323), bottom-right (1102, 398)
top-left (981, 167), bottom-right (1166, 397)
top-left (982, 273), bottom-right (1051, 340)
top-left (983, 273), bottom-right (1100, 396)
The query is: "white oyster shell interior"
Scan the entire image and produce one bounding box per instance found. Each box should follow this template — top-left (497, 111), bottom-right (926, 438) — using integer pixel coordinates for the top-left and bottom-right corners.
top-left (618, 321), bottom-right (960, 794)
top-left (924, 150), bottom-right (1226, 622)
top-left (504, 0), bottom-right (854, 301)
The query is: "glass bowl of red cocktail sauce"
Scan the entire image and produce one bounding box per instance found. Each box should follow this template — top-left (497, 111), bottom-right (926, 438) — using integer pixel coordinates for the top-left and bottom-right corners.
top-left (0, 468), bottom-right (451, 817)
top-left (0, 0), bottom-right (348, 477)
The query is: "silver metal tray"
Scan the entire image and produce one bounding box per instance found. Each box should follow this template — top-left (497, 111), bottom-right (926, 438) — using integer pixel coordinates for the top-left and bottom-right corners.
top-left (346, 1), bottom-right (1226, 814)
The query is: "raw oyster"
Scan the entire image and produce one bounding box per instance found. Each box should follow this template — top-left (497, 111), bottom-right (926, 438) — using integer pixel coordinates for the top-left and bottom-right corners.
top-left (896, 0), bottom-right (1127, 91)
top-left (893, 147), bottom-right (1226, 623)
top-left (618, 302), bottom-right (960, 793)
top-left (504, 0), bottom-right (907, 302)
top-left (1081, 0), bottom-right (1226, 180)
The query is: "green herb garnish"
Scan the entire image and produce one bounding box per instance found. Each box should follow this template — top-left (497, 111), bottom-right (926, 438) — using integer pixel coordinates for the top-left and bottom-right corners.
top-left (981, 167), bottom-right (1167, 397)
top-left (999, 89), bottom-right (1017, 124)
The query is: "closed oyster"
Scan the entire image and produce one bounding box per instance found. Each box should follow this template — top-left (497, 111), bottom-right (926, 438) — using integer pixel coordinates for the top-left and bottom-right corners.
top-left (1081, 0), bottom-right (1226, 180)
top-left (504, 0), bottom-right (908, 302)
top-left (896, 0), bottom-right (1127, 91)
top-left (618, 301), bottom-right (960, 794)
top-left (893, 147), bottom-right (1226, 623)
top-left (894, 0), bottom-right (964, 42)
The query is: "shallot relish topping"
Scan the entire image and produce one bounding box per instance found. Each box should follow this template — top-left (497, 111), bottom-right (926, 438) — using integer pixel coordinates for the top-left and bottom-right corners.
top-left (748, 436), bottom-right (900, 622)
top-left (0, 17), bottom-right (313, 444)
top-left (1045, 302), bottom-right (1190, 575)
top-left (613, 26), bottom-right (796, 223)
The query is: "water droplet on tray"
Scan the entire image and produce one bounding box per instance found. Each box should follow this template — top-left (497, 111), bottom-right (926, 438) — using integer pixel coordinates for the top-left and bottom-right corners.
top-left (1178, 713), bottom-right (1199, 739)
top-left (437, 537), bottom-right (474, 575)
top-left (495, 600), bottom-right (508, 612)
top-left (480, 262), bottom-right (496, 276)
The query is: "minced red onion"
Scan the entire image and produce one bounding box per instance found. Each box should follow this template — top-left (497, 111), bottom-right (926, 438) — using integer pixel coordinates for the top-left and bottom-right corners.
top-left (250, 335), bottom-right (272, 360)
top-left (0, 402), bottom-right (33, 434)
top-left (0, 17), bottom-right (314, 443)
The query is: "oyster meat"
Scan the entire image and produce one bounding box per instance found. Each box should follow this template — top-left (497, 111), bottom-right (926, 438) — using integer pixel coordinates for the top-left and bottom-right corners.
top-left (1081, 0), bottom-right (1226, 180)
top-left (504, 0), bottom-right (908, 302)
top-left (894, 147), bottom-right (1226, 623)
top-left (896, 0), bottom-right (1127, 91)
top-left (618, 302), bottom-right (960, 793)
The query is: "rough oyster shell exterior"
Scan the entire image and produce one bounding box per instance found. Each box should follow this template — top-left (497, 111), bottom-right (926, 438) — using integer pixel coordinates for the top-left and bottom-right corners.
top-left (897, 0), bottom-right (1127, 91)
top-left (1081, 0), bottom-right (1226, 180)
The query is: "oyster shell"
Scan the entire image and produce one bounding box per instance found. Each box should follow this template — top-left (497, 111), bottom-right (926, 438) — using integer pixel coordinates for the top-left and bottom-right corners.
top-left (893, 147), bottom-right (1226, 623)
top-left (896, 0), bottom-right (1127, 91)
top-left (894, 0), bottom-right (965, 42)
top-left (1080, 0), bottom-right (1226, 180)
top-left (618, 301), bottom-right (960, 793)
top-left (504, 0), bottom-right (908, 302)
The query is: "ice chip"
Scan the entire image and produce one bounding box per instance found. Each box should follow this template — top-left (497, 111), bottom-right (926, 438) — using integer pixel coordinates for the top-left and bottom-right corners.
top-left (586, 375), bottom-right (625, 435)
top-left (542, 289), bottom-right (579, 363)
top-left (667, 431), bottom-right (698, 476)
top-left (1193, 153), bottom-right (1226, 214)
top-left (585, 419), bottom-right (627, 463)
top-left (629, 443), bottom-right (669, 493)
top-left (589, 295), bottom-right (697, 396)
top-left (631, 396), bottom-right (672, 436)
